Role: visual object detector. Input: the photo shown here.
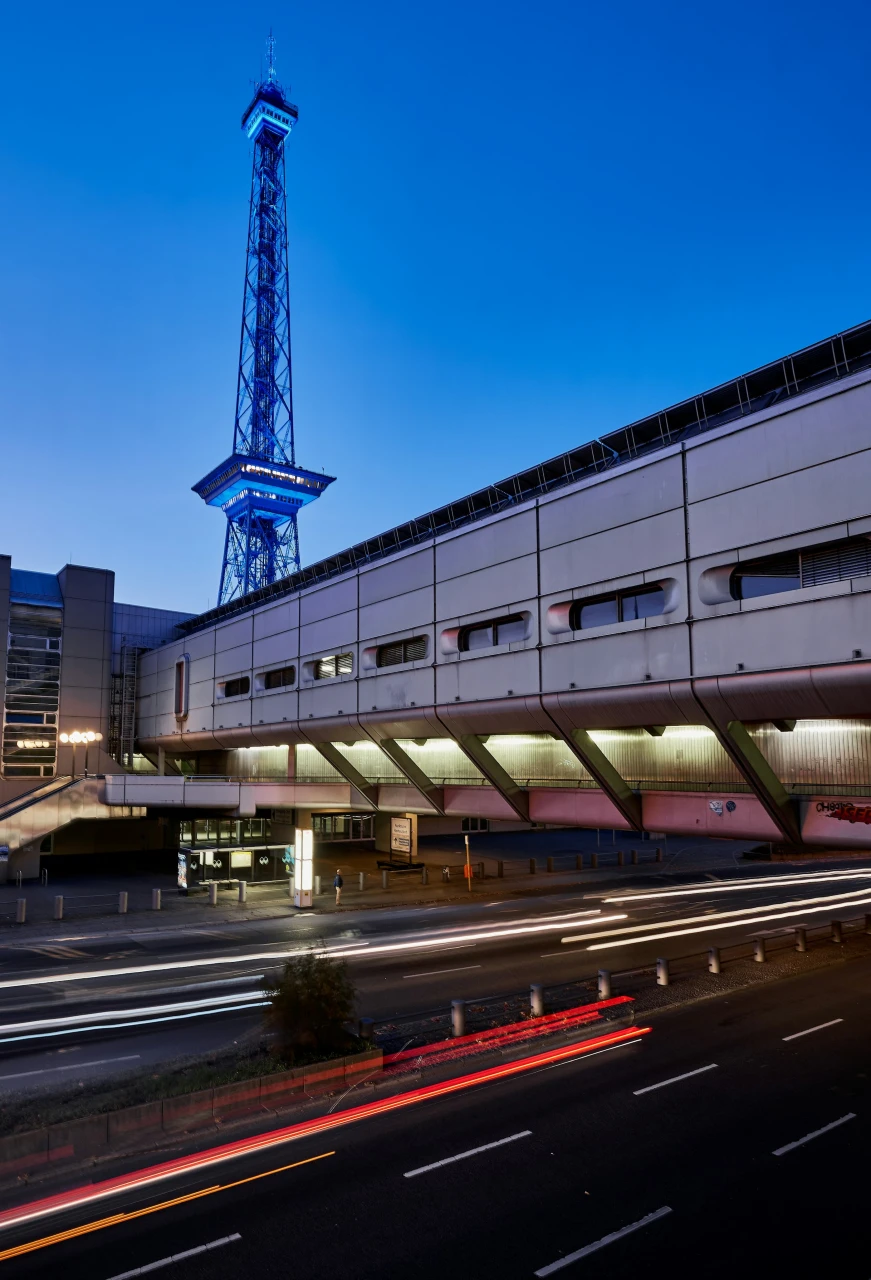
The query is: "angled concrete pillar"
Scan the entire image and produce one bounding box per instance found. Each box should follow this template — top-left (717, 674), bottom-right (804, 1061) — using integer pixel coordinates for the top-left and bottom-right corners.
top-left (451, 734), bottom-right (529, 821)
top-left (378, 739), bottom-right (445, 814)
top-left (310, 743), bottom-right (379, 810)
top-left (556, 728), bottom-right (643, 832)
top-left (714, 721), bottom-right (802, 845)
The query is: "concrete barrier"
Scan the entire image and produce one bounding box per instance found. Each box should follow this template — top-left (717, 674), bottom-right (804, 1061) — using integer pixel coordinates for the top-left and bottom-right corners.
top-left (49, 1114), bottom-right (109, 1161)
top-left (213, 1078), bottom-right (263, 1124)
top-left (107, 1101), bottom-right (163, 1148)
top-left (161, 1088), bottom-right (215, 1133)
top-left (259, 1067), bottom-right (306, 1111)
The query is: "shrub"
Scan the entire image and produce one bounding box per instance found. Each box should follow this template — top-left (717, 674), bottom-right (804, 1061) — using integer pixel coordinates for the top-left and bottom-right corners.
top-left (264, 950), bottom-right (357, 1060)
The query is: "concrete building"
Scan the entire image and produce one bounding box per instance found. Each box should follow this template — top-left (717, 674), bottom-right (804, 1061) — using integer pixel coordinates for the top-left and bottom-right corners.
top-left (5, 318), bottom-right (871, 876)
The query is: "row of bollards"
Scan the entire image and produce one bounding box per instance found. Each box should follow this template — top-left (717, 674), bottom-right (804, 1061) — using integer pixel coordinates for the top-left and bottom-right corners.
top-left (528, 849), bottom-right (663, 874)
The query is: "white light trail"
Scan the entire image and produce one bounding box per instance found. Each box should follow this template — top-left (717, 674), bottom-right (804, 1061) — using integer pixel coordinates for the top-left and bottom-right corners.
top-left (585, 895), bottom-right (871, 951)
top-left (563, 886), bottom-right (871, 945)
top-left (605, 869), bottom-right (871, 904)
top-left (0, 912), bottom-right (627, 991)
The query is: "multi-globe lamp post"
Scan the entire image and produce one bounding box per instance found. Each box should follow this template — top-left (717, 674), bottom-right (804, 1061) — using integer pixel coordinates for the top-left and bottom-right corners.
top-left (58, 730), bottom-right (103, 778)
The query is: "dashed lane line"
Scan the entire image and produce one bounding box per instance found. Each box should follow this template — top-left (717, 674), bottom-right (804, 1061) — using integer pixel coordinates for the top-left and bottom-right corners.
top-left (534, 1207), bottom-right (673, 1275)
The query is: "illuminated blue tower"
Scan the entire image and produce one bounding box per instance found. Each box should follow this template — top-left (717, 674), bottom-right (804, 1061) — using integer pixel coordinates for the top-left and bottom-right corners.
top-left (194, 40), bottom-right (335, 605)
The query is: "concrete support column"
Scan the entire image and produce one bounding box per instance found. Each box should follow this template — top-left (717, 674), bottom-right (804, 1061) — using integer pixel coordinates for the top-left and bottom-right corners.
top-left (157, 747), bottom-right (166, 777)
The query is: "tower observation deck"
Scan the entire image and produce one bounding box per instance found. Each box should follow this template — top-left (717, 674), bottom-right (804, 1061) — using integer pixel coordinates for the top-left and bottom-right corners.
top-left (194, 44), bottom-right (335, 605)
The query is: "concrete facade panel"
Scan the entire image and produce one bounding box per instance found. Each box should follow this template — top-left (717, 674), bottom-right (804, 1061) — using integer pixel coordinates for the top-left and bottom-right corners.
top-left (540, 626), bottom-right (691, 691)
top-left (435, 556), bottom-right (538, 620)
top-left (298, 681), bottom-right (358, 720)
top-left (363, 668), bottom-right (435, 712)
top-left (215, 617), bottom-right (253, 653)
top-left (253, 598), bottom-right (299, 640)
top-left (252, 690), bottom-right (297, 725)
top-left (299, 577), bottom-right (357, 625)
top-left (692, 592), bottom-right (871, 675)
top-left (436, 511), bottom-right (536, 581)
top-left (253, 631), bottom-right (299, 670)
top-left (689, 450), bottom-right (871, 558)
top-left (538, 455), bottom-right (683, 550)
top-left (299, 612), bottom-right (358, 657)
top-left (214, 644), bottom-right (253, 679)
top-left (359, 549), bottom-right (432, 606)
top-left (539, 509), bottom-right (686, 596)
top-left (359, 587), bottom-right (434, 641)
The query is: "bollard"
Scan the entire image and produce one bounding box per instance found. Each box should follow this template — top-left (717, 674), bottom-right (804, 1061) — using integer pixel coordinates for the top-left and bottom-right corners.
top-left (451, 999), bottom-right (466, 1038)
top-left (547, 857), bottom-right (555, 873)
top-left (314, 875), bottom-right (321, 897)
top-left (617, 849), bottom-right (624, 867)
top-left (795, 926), bottom-right (807, 953)
top-left (631, 849), bottom-right (639, 866)
top-left (753, 937), bottom-right (766, 963)
top-left (208, 882), bottom-right (217, 907)
top-left (359, 871), bottom-right (365, 891)
top-left (421, 866), bottom-right (428, 886)
top-left (597, 969), bottom-right (612, 1001)
top-left (497, 860), bottom-right (504, 879)
top-left (15, 870), bottom-right (21, 888)
top-left (655, 848), bottom-right (663, 863)
top-left (359, 1017), bottom-right (374, 1040)
top-left (15, 899), bottom-right (25, 925)
top-left (238, 880), bottom-right (247, 904)
top-left (832, 919), bottom-right (843, 944)
top-left (382, 869), bottom-right (388, 890)
top-left (288, 876), bottom-right (295, 899)
top-left (656, 957), bottom-right (670, 986)
top-left (708, 946), bottom-right (721, 974)
top-left (576, 854), bottom-right (583, 871)
top-left (529, 858), bottom-right (536, 875)
top-left (41, 868), bottom-right (48, 886)
top-left (53, 895), bottom-right (63, 921)
top-left (118, 891), bottom-right (128, 915)
top-left (530, 983), bottom-right (544, 1017)
top-left (152, 888), bottom-right (161, 911)
top-left (591, 852), bottom-right (599, 869)
top-left (866, 914), bottom-right (871, 936)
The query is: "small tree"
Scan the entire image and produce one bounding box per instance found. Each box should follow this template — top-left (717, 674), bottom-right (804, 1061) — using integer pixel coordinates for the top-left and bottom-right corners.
top-left (264, 950), bottom-right (357, 1061)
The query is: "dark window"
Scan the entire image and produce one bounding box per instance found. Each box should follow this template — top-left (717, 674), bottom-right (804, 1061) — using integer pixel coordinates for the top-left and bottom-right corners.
top-left (459, 613), bottom-right (527, 652)
top-left (376, 636), bottom-right (428, 667)
top-left (730, 536), bottom-right (871, 601)
top-left (263, 665), bottom-right (295, 690)
top-left (223, 676), bottom-right (250, 698)
top-left (174, 659), bottom-right (188, 716)
top-left (461, 817), bottom-right (490, 832)
top-left (570, 585), bottom-right (665, 630)
top-left (314, 653), bottom-right (353, 680)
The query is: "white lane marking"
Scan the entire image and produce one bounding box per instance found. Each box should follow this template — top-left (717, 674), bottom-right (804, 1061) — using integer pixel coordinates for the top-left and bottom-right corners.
top-left (782, 1018), bottom-right (844, 1042)
top-left (773, 1113), bottom-right (856, 1156)
top-left (534, 1207), bottom-right (673, 1275)
top-left (633, 1064), bottom-right (718, 1096)
top-left (528, 1041), bottom-right (640, 1076)
top-left (105, 1232), bottom-right (242, 1278)
top-left (403, 1130), bottom-right (532, 1178)
top-left (0, 1055), bottom-right (140, 1083)
top-left (0, 1002), bottom-right (268, 1046)
top-left (540, 950), bottom-right (588, 958)
top-left (402, 964), bottom-right (481, 980)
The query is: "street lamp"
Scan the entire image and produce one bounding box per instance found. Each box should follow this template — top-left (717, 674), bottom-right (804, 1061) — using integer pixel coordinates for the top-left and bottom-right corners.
top-left (59, 730), bottom-right (103, 778)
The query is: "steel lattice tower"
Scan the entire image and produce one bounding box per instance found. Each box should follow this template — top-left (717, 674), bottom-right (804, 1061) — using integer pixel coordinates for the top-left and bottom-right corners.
top-left (194, 41), bottom-right (334, 605)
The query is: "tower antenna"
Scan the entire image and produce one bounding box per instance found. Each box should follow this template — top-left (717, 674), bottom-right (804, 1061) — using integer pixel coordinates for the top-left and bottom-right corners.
top-left (192, 52), bottom-right (336, 606)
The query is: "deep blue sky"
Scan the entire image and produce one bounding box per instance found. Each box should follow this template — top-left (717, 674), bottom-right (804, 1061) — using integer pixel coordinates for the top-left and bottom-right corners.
top-left (2, 0), bottom-right (870, 613)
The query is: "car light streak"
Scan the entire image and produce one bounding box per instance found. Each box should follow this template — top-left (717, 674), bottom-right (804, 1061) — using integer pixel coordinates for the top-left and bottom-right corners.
top-left (0, 1153), bottom-right (333, 1263)
top-left (0, 990), bottom-right (267, 1038)
top-left (0, 1003), bottom-right (270, 1045)
top-left (0, 912), bottom-right (628, 991)
top-left (584, 894), bottom-right (871, 950)
top-left (562, 886), bottom-right (871, 944)
top-left (604, 869), bottom-right (871, 904)
top-left (0, 1024), bottom-right (651, 1238)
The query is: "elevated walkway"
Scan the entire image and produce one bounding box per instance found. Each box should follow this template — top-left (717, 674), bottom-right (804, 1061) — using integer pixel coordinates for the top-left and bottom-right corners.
top-left (0, 776), bottom-right (146, 853)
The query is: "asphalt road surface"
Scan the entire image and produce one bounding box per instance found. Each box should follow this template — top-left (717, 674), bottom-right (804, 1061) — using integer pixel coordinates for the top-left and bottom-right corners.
top-left (1, 862), bottom-right (871, 1089)
top-left (1, 951), bottom-right (869, 1278)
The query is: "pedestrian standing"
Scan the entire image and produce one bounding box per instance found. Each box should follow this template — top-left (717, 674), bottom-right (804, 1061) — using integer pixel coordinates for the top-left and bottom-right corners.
top-left (334, 869), bottom-right (344, 905)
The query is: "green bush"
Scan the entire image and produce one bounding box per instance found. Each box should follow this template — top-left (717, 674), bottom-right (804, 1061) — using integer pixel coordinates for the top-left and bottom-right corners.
top-left (264, 950), bottom-right (357, 1061)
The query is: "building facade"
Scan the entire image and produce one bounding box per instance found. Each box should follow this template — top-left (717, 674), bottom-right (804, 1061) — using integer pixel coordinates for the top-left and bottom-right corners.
top-left (5, 319), bottom-right (871, 875)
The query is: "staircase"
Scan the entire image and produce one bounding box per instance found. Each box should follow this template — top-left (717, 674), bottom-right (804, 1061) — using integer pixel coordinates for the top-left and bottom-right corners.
top-left (0, 776), bottom-right (146, 852)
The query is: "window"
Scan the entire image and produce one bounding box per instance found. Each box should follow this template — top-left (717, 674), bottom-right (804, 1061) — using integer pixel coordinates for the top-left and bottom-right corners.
top-left (731, 536), bottom-right (871, 600)
top-left (263, 664), bottom-right (296, 690)
top-left (462, 817), bottom-right (490, 832)
top-left (174, 656), bottom-right (189, 718)
top-left (459, 613), bottom-right (528, 652)
top-left (221, 676), bottom-right (250, 698)
top-left (2, 604), bottom-right (62, 778)
top-left (313, 653), bottom-right (353, 680)
top-left (570, 585), bottom-right (665, 630)
top-left (376, 636), bottom-right (428, 668)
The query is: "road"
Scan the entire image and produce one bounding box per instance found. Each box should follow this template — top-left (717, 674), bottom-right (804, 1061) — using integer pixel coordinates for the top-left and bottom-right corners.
top-left (1, 950), bottom-right (869, 1277)
top-left (0, 862), bottom-right (871, 1090)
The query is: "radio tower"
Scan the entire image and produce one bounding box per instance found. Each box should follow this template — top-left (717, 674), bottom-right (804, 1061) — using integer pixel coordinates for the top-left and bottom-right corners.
top-left (194, 36), bottom-right (335, 605)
